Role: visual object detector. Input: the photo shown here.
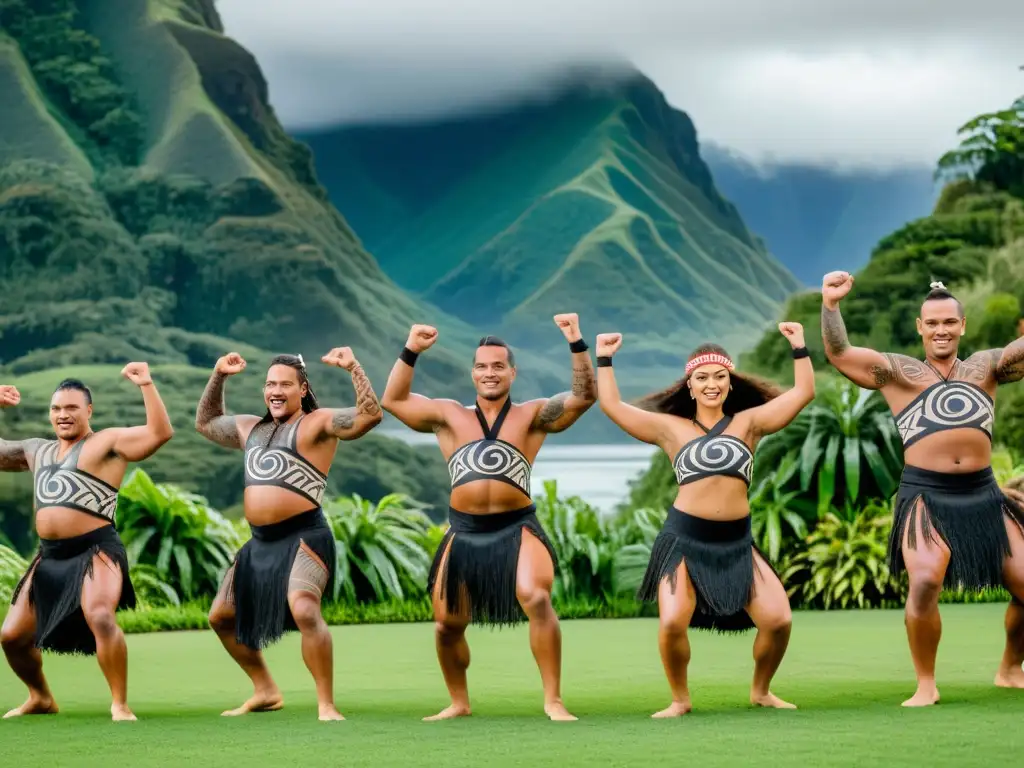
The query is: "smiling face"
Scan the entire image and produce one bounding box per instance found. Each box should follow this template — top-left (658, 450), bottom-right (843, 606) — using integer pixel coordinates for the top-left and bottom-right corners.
top-left (917, 298), bottom-right (965, 361)
top-left (688, 364), bottom-right (731, 409)
top-left (472, 345), bottom-right (516, 401)
top-left (50, 389), bottom-right (92, 441)
top-left (264, 364), bottom-right (306, 421)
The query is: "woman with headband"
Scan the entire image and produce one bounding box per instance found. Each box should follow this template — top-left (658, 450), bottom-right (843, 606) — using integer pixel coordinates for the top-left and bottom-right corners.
top-left (595, 323), bottom-right (814, 716)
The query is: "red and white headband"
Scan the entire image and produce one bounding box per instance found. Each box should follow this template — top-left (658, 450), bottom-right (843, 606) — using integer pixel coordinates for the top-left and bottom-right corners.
top-left (685, 352), bottom-right (734, 377)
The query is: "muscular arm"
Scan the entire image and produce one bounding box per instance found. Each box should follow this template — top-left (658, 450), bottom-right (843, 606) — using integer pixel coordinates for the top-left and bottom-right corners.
top-left (110, 382), bottom-right (175, 462)
top-left (313, 363), bottom-right (384, 441)
top-left (596, 364), bottom-right (672, 448)
top-left (957, 342), bottom-right (1024, 388)
top-left (530, 348), bottom-right (597, 433)
top-left (194, 371), bottom-right (258, 449)
top-left (747, 356), bottom-right (815, 436)
top-left (821, 303), bottom-right (929, 389)
top-left (379, 357), bottom-right (451, 434)
top-left (0, 437), bottom-right (44, 472)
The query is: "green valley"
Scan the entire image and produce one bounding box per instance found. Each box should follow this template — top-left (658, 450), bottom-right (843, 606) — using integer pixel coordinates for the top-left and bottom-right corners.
top-left (296, 72), bottom-right (802, 392)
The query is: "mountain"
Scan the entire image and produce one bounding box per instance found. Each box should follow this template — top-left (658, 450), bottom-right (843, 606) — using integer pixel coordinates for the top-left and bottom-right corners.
top-left (2, 0), bottom-right (559, 528)
top-left (702, 145), bottom-right (940, 285)
top-left (294, 72), bottom-right (803, 392)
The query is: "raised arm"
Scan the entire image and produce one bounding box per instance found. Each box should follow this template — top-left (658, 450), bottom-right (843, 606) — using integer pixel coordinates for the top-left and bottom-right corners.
top-left (107, 363), bottom-right (175, 462)
top-left (195, 354), bottom-right (259, 450)
top-left (380, 325), bottom-right (452, 433)
top-left (530, 313), bottom-right (598, 433)
top-left (309, 347), bottom-right (384, 441)
top-left (0, 385), bottom-right (43, 471)
top-left (820, 271), bottom-right (928, 390)
top-left (594, 333), bottom-right (674, 448)
top-left (746, 324), bottom-right (816, 435)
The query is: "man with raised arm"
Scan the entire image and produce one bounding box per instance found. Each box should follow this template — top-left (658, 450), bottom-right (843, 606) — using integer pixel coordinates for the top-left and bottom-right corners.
top-left (0, 367), bottom-right (174, 721)
top-left (380, 315), bottom-right (597, 721)
top-left (194, 349), bottom-right (382, 721)
top-left (820, 272), bottom-right (1024, 706)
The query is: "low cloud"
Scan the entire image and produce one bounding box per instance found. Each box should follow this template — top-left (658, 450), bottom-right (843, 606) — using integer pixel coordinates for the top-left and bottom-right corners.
top-left (218, 0), bottom-right (1024, 169)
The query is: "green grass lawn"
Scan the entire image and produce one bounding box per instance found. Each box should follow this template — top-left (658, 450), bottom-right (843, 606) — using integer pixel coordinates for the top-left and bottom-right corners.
top-left (2, 605), bottom-right (1023, 766)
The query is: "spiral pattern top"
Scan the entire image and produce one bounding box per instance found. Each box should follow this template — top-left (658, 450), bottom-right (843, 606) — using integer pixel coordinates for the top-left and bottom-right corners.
top-left (896, 380), bottom-right (993, 449)
top-left (448, 439), bottom-right (532, 496)
top-left (673, 435), bottom-right (753, 487)
top-left (32, 440), bottom-right (118, 523)
top-left (242, 416), bottom-right (328, 506)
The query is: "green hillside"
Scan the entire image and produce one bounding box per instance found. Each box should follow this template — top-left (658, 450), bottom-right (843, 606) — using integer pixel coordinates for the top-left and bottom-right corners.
top-left (297, 74), bottom-right (802, 390)
top-left (740, 93), bottom-right (1024, 443)
top-left (2, 0), bottom-right (563, 541)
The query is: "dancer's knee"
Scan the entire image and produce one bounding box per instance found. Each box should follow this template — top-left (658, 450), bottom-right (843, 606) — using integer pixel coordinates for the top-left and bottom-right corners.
top-left (83, 606), bottom-right (119, 640)
top-left (907, 573), bottom-right (943, 614)
top-left (434, 618), bottom-right (467, 645)
top-left (0, 620), bottom-right (30, 654)
top-left (517, 584), bottom-right (554, 620)
top-left (289, 596), bottom-right (324, 634)
top-left (659, 610), bottom-right (690, 638)
top-left (208, 603), bottom-right (234, 634)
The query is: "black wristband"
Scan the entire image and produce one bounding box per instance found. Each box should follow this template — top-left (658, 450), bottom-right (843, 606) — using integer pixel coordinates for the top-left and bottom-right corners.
top-left (597, 356), bottom-right (613, 367)
top-left (569, 338), bottom-right (589, 353)
top-left (399, 347), bottom-right (419, 366)
top-left (792, 346), bottom-right (810, 359)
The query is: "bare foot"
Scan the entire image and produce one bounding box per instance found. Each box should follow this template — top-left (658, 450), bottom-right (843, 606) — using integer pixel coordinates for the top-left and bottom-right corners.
top-left (318, 704), bottom-right (345, 721)
top-left (901, 685), bottom-right (940, 707)
top-left (423, 704), bottom-right (471, 721)
top-left (994, 664), bottom-right (1024, 689)
top-left (544, 700), bottom-right (578, 721)
top-left (3, 696), bottom-right (59, 719)
top-left (111, 703), bottom-right (137, 722)
top-left (751, 692), bottom-right (797, 709)
top-left (652, 699), bottom-right (692, 718)
top-left (221, 690), bottom-right (284, 717)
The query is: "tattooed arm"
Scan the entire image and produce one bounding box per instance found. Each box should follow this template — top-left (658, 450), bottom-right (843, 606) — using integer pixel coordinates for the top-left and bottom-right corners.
top-left (530, 314), bottom-right (598, 433)
top-left (194, 355), bottom-right (260, 450)
top-left (820, 303), bottom-right (929, 390)
top-left (958, 341), bottom-right (1024, 388)
top-left (313, 348), bottom-right (384, 441)
top-left (0, 437), bottom-right (44, 472)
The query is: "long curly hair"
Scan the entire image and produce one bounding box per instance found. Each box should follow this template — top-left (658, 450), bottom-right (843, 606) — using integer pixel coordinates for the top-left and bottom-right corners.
top-left (633, 343), bottom-right (782, 420)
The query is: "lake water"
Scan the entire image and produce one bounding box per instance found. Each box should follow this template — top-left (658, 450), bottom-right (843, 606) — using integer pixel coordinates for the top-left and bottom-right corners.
top-left (380, 431), bottom-right (657, 513)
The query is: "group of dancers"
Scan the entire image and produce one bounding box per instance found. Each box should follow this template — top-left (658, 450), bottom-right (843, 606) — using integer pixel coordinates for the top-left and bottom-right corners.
top-left (1, 274), bottom-right (1023, 722)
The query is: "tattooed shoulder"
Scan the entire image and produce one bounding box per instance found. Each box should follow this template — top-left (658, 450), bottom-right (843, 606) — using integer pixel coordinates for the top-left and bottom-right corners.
top-left (882, 353), bottom-right (932, 384)
top-left (956, 350), bottom-right (1000, 384)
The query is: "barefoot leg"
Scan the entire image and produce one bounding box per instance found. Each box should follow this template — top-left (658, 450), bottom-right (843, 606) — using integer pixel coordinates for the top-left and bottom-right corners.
top-left (208, 565), bottom-right (283, 716)
top-left (424, 536), bottom-right (472, 721)
top-left (652, 559), bottom-right (695, 718)
top-left (745, 551), bottom-right (796, 709)
top-left (901, 499), bottom-right (949, 707)
top-left (287, 542), bottom-right (343, 720)
top-left (996, 518), bottom-right (1024, 688)
top-left (80, 552), bottom-right (134, 721)
top-left (1, 563), bottom-right (58, 718)
top-left (516, 529), bottom-right (575, 721)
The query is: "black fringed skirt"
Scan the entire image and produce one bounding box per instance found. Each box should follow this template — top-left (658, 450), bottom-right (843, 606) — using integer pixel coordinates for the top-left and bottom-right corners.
top-left (427, 504), bottom-right (558, 627)
top-left (10, 525), bottom-right (136, 655)
top-left (230, 507), bottom-right (336, 650)
top-left (637, 507), bottom-right (777, 633)
top-left (890, 465), bottom-right (1024, 590)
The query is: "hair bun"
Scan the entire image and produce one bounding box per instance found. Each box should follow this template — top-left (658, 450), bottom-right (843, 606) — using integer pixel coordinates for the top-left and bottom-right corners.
top-left (930, 281), bottom-right (946, 290)
top-left (296, 353), bottom-right (305, 368)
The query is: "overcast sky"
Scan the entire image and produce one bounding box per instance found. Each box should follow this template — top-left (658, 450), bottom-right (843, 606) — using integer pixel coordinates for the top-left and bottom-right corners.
top-left (217, 0), bottom-right (1023, 170)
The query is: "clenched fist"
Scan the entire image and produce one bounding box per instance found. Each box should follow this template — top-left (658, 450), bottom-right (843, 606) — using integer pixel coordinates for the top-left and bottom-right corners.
top-left (778, 322), bottom-right (805, 348)
top-left (0, 385), bottom-right (20, 408)
top-left (322, 346), bottom-right (357, 371)
top-left (406, 324), bottom-right (438, 353)
top-left (121, 362), bottom-right (153, 387)
top-left (822, 271), bottom-right (854, 309)
top-left (216, 353), bottom-right (246, 376)
top-left (596, 333), bottom-right (623, 357)
top-left (553, 313), bottom-right (581, 341)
